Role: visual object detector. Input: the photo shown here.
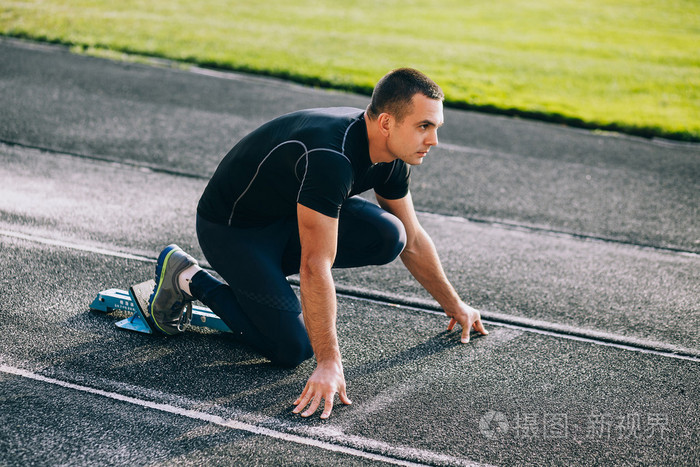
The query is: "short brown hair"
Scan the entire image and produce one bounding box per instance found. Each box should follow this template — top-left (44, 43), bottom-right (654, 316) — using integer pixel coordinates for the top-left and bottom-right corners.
top-left (366, 68), bottom-right (444, 122)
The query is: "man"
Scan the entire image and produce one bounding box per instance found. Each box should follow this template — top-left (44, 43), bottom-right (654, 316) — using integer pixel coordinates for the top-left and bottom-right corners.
top-left (148, 68), bottom-right (488, 419)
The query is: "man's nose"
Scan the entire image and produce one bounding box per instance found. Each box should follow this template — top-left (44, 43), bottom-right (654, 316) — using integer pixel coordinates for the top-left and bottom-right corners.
top-left (426, 129), bottom-right (439, 146)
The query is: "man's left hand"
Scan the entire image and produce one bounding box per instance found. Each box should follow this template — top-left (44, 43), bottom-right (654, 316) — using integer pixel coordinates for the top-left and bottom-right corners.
top-left (447, 302), bottom-right (489, 343)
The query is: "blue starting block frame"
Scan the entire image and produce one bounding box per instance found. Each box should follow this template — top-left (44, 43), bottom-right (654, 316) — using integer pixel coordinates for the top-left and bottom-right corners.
top-left (90, 286), bottom-right (232, 334)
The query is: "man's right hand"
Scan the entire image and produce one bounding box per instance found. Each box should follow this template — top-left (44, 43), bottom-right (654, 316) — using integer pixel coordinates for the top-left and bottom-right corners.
top-left (293, 360), bottom-right (352, 419)
top-left (295, 203), bottom-right (351, 419)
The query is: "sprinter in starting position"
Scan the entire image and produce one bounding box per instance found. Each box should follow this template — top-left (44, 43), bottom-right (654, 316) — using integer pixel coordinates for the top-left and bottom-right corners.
top-left (147, 68), bottom-right (488, 419)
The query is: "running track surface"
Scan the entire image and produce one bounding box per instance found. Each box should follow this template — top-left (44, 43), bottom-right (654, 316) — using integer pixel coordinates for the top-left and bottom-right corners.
top-left (1, 38), bottom-right (698, 466)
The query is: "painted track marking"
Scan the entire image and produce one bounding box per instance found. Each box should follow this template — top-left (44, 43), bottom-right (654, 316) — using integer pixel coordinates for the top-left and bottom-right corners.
top-left (1, 228), bottom-right (697, 362)
top-left (0, 363), bottom-right (485, 467)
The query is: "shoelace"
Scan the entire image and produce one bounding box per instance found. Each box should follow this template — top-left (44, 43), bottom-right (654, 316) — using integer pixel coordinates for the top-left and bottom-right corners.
top-left (176, 301), bottom-right (193, 332)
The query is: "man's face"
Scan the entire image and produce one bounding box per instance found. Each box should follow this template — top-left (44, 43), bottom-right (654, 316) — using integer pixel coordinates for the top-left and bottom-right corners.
top-left (386, 94), bottom-right (444, 165)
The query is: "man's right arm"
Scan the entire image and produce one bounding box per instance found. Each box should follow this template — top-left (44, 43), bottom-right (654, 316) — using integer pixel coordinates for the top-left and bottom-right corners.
top-left (292, 203), bottom-right (352, 419)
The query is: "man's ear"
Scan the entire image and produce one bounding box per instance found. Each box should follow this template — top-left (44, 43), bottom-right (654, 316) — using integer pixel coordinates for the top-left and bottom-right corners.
top-left (377, 113), bottom-right (393, 137)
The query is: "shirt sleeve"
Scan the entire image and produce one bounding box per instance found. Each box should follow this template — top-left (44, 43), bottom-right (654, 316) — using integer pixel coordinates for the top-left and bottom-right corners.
top-left (297, 150), bottom-right (353, 218)
top-left (374, 160), bottom-right (411, 200)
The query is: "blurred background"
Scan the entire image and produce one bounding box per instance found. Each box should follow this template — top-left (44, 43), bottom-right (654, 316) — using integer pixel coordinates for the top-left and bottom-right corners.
top-left (1, 0), bottom-right (698, 141)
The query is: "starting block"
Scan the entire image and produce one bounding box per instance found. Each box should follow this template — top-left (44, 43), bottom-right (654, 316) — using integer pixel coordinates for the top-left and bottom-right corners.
top-left (90, 280), bottom-right (232, 334)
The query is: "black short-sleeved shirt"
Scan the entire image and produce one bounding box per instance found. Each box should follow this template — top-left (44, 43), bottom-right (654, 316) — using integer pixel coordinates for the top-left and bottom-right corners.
top-left (197, 107), bottom-right (410, 226)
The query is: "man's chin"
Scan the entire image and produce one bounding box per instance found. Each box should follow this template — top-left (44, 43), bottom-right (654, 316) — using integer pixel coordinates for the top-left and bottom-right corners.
top-left (413, 153), bottom-right (427, 165)
top-left (398, 153), bottom-right (426, 166)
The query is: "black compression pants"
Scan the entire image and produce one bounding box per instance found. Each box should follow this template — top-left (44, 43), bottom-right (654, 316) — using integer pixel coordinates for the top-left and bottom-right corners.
top-left (189, 196), bottom-right (407, 367)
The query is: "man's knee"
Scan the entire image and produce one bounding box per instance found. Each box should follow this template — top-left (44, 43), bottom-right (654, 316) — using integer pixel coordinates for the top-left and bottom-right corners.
top-left (269, 319), bottom-right (313, 368)
top-left (376, 214), bottom-right (406, 264)
top-left (271, 336), bottom-right (313, 368)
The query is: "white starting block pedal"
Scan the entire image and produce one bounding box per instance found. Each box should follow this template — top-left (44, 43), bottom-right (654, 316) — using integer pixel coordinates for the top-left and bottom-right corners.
top-left (90, 280), bottom-right (232, 334)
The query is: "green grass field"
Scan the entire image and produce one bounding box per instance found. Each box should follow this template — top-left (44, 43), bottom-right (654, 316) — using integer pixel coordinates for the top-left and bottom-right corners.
top-left (2, 0), bottom-right (698, 141)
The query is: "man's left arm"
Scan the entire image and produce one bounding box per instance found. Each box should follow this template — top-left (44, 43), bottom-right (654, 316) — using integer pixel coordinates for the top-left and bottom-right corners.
top-left (376, 191), bottom-right (488, 343)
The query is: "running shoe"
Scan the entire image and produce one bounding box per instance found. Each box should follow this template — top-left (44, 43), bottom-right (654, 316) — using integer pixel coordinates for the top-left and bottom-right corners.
top-left (148, 244), bottom-right (198, 335)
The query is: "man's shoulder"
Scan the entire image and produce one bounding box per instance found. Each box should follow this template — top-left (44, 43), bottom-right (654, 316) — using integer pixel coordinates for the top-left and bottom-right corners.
top-left (266, 107), bottom-right (364, 150)
top-left (277, 107), bottom-right (364, 130)
top-left (291, 107), bottom-right (364, 118)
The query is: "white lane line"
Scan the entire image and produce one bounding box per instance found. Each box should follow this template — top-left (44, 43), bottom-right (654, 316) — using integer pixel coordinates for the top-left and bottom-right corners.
top-left (0, 364), bottom-right (484, 467)
top-left (3, 228), bottom-right (699, 362)
top-left (0, 229), bottom-right (155, 263)
top-left (337, 292), bottom-right (700, 363)
top-left (3, 139), bottom-right (698, 258)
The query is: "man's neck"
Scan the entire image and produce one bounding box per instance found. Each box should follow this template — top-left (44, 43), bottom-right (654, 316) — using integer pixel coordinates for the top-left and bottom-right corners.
top-left (364, 111), bottom-right (394, 165)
